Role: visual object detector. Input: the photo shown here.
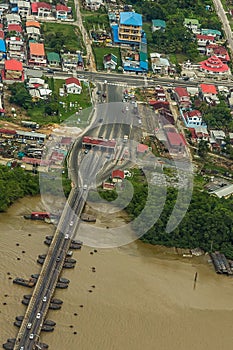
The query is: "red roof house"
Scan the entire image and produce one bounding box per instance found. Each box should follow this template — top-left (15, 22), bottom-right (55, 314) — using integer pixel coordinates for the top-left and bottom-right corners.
top-left (31, 2), bottom-right (52, 17)
top-left (65, 77), bottom-right (82, 94)
top-left (174, 87), bottom-right (191, 107)
top-left (200, 84), bottom-right (217, 95)
top-left (56, 4), bottom-right (69, 19)
top-left (7, 24), bottom-right (22, 34)
top-left (3, 59), bottom-right (24, 81)
top-left (112, 169), bottom-right (124, 182)
top-left (199, 55), bottom-right (230, 74)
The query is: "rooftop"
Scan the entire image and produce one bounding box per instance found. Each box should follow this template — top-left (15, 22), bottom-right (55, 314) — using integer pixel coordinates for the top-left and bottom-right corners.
top-left (152, 19), bottom-right (166, 28)
top-left (120, 12), bottom-right (142, 27)
top-left (29, 42), bottom-right (45, 56)
top-left (5, 59), bottom-right (23, 71)
top-left (200, 84), bottom-right (217, 94)
top-left (65, 77), bottom-right (81, 86)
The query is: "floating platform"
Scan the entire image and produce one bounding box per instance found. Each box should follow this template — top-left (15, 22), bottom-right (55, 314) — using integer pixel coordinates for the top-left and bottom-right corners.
top-left (13, 277), bottom-right (36, 288)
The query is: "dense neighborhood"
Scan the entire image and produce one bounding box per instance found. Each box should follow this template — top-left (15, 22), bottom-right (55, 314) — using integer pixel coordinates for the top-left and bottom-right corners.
top-left (1, 0), bottom-right (233, 263)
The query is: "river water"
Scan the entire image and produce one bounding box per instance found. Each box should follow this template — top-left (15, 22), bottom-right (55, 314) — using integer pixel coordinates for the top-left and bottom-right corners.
top-left (1, 196), bottom-right (233, 350)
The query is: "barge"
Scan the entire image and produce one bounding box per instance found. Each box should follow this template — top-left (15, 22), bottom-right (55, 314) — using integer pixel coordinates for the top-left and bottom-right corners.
top-left (13, 277), bottom-right (36, 288)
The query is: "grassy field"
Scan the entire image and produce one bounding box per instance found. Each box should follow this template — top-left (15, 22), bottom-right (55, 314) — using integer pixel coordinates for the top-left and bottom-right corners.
top-left (41, 23), bottom-right (84, 53)
top-left (82, 13), bottom-right (110, 33)
top-left (27, 79), bottom-right (92, 125)
top-left (93, 46), bottom-right (121, 70)
top-left (67, 0), bottom-right (77, 21)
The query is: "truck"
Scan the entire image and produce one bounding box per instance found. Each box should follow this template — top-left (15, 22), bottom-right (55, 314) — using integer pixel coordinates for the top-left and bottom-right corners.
top-left (123, 135), bottom-right (128, 143)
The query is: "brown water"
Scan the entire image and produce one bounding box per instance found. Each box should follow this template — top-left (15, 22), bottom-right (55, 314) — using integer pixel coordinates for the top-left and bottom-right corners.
top-left (1, 196), bottom-right (233, 350)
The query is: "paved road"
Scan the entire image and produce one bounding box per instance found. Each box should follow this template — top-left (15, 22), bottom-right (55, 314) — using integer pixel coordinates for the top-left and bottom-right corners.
top-left (212, 0), bottom-right (233, 56)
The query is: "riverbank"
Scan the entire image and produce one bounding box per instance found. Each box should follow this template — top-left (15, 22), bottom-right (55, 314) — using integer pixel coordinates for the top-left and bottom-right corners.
top-left (1, 196), bottom-right (233, 350)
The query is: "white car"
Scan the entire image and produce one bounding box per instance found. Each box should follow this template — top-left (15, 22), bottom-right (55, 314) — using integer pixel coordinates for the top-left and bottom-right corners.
top-left (83, 184), bottom-right (87, 190)
top-left (69, 221), bottom-right (74, 226)
top-left (43, 296), bottom-right (47, 302)
top-left (36, 312), bottom-right (41, 319)
top-left (65, 234), bottom-right (69, 239)
top-left (29, 334), bottom-right (34, 340)
top-left (27, 323), bottom-right (32, 329)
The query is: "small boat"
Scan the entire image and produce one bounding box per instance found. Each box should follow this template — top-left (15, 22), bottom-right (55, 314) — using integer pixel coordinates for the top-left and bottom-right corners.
top-left (49, 303), bottom-right (61, 310)
top-left (7, 339), bottom-right (16, 344)
top-left (37, 258), bottom-right (44, 265)
top-left (38, 343), bottom-right (49, 349)
top-left (63, 262), bottom-right (75, 269)
top-left (38, 254), bottom-right (46, 259)
top-left (22, 299), bottom-right (29, 306)
top-left (59, 277), bottom-right (70, 284)
top-left (31, 274), bottom-right (39, 279)
top-left (44, 240), bottom-right (51, 246)
top-left (15, 316), bottom-right (24, 322)
top-left (65, 258), bottom-right (76, 264)
top-left (46, 235), bottom-right (53, 240)
top-left (56, 282), bottom-right (68, 289)
top-left (71, 239), bottom-right (83, 245)
top-left (41, 325), bottom-right (54, 332)
top-left (14, 320), bottom-right (22, 327)
top-left (3, 342), bottom-right (14, 350)
top-left (44, 320), bottom-right (56, 326)
top-left (67, 250), bottom-right (73, 257)
top-left (70, 243), bottom-right (81, 250)
top-left (23, 294), bottom-right (32, 300)
top-left (51, 298), bottom-right (63, 305)
top-left (13, 277), bottom-right (36, 288)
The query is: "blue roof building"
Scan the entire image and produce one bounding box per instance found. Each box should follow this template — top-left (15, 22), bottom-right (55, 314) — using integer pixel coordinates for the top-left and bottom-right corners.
top-left (118, 12), bottom-right (142, 45)
top-left (120, 12), bottom-right (142, 26)
top-left (0, 39), bottom-right (6, 53)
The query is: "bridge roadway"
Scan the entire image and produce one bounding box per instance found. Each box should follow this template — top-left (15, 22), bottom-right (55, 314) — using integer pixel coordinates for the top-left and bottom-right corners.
top-left (13, 151), bottom-right (100, 350)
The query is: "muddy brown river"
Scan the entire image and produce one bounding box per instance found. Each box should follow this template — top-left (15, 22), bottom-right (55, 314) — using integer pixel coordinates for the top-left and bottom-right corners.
top-left (1, 196), bottom-right (233, 350)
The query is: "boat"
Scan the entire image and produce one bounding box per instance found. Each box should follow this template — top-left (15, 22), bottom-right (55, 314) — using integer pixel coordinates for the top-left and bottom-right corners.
top-left (71, 239), bottom-right (83, 245)
top-left (14, 320), bottom-right (22, 327)
top-left (38, 254), bottom-right (46, 259)
top-left (37, 258), bottom-right (44, 265)
top-left (59, 277), bottom-right (70, 284)
top-left (49, 303), bottom-right (61, 310)
top-left (67, 250), bottom-right (73, 256)
top-left (6, 340), bottom-right (15, 344)
top-left (24, 212), bottom-right (50, 221)
top-left (81, 213), bottom-right (96, 222)
top-left (44, 239), bottom-right (51, 246)
top-left (65, 258), bottom-right (76, 264)
top-left (31, 274), bottom-right (39, 279)
top-left (23, 294), bottom-right (32, 300)
top-left (41, 325), bottom-right (54, 332)
top-left (70, 243), bottom-right (81, 249)
top-left (56, 282), bottom-right (68, 289)
top-left (22, 299), bottom-right (29, 306)
top-left (44, 320), bottom-right (56, 327)
top-left (3, 342), bottom-right (14, 350)
top-left (51, 298), bottom-right (63, 304)
top-left (63, 262), bottom-right (75, 269)
top-left (15, 316), bottom-right (24, 322)
top-left (45, 235), bottom-right (53, 240)
top-left (38, 343), bottom-right (49, 349)
top-left (13, 277), bottom-right (36, 288)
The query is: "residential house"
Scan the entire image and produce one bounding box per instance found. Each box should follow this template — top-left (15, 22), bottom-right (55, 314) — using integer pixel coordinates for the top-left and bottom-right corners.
top-left (117, 12), bottom-right (142, 45)
top-left (26, 26), bottom-right (41, 41)
top-left (65, 77), bottom-right (82, 94)
top-left (61, 52), bottom-right (79, 71)
top-left (26, 21), bottom-right (40, 29)
top-left (201, 28), bottom-right (221, 38)
top-left (56, 4), bottom-right (69, 19)
top-left (137, 144), bottom-right (149, 154)
top-left (206, 45), bottom-right (230, 63)
top-left (103, 53), bottom-right (117, 70)
top-left (189, 126), bottom-right (209, 143)
top-left (199, 55), bottom-right (230, 75)
top-left (47, 52), bottom-right (61, 67)
top-left (152, 19), bottom-right (166, 32)
top-left (85, 0), bottom-right (104, 11)
top-left (211, 184), bottom-right (233, 198)
top-left (182, 110), bottom-right (203, 128)
top-left (31, 2), bottom-right (52, 18)
top-left (184, 18), bottom-right (200, 33)
top-left (6, 14), bottom-right (21, 25)
top-left (209, 129), bottom-right (226, 149)
top-left (0, 3), bottom-right (9, 14)
top-left (28, 42), bottom-right (46, 66)
top-left (0, 30), bottom-right (4, 39)
top-left (150, 52), bottom-right (170, 75)
top-left (166, 131), bottom-right (186, 154)
top-left (17, 1), bottom-right (30, 18)
top-left (199, 83), bottom-right (219, 104)
top-left (3, 59), bottom-right (24, 81)
top-left (112, 169), bottom-right (124, 182)
top-left (196, 34), bottom-right (215, 54)
top-left (7, 24), bottom-right (23, 35)
top-left (173, 87), bottom-right (191, 107)
top-left (6, 36), bottom-right (25, 61)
